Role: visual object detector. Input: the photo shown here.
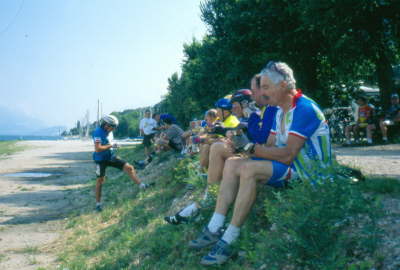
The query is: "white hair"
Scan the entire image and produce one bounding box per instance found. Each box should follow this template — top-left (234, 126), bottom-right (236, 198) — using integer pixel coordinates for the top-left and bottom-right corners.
top-left (260, 61), bottom-right (296, 89)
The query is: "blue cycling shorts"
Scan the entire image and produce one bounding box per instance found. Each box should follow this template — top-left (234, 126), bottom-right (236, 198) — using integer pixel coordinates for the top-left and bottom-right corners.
top-left (251, 157), bottom-right (297, 188)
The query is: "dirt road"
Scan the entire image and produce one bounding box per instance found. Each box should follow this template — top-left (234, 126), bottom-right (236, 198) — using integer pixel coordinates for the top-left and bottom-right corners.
top-left (0, 140), bottom-right (93, 270)
top-left (335, 143), bottom-right (400, 179)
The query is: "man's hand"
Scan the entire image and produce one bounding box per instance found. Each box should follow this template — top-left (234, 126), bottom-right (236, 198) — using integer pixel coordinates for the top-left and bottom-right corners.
top-left (112, 143), bottom-right (119, 149)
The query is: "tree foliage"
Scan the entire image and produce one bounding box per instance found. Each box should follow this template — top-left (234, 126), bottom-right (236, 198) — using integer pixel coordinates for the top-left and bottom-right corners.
top-left (160, 0), bottom-right (400, 125)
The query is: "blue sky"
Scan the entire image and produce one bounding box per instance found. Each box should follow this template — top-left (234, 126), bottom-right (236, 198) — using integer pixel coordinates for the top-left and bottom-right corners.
top-left (0, 0), bottom-right (206, 128)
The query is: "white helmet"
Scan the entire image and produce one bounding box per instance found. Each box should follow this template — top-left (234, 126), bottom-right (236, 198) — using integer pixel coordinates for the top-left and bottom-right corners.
top-left (101, 115), bottom-right (119, 128)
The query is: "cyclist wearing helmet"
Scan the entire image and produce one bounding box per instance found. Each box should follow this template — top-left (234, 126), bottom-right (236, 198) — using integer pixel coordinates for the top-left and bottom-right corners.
top-left (215, 98), bottom-right (240, 129)
top-left (231, 89), bottom-right (255, 122)
top-left (93, 115), bottom-right (149, 212)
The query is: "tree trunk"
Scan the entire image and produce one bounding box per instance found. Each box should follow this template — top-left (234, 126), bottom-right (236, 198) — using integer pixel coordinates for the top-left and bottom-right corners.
top-left (376, 48), bottom-right (394, 111)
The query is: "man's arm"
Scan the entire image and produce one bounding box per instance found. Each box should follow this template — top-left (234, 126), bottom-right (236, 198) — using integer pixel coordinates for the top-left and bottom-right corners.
top-left (265, 133), bottom-right (276, 147)
top-left (253, 134), bottom-right (305, 165)
top-left (95, 141), bottom-right (113, 152)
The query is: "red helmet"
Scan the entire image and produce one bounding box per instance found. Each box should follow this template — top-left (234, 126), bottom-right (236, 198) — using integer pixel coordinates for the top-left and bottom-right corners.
top-left (230, 89), bottom-right (252, 104)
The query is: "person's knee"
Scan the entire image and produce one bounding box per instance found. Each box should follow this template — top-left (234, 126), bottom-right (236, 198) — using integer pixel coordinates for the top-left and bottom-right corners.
top-left (97, 177), bottom-right (105, 184)
top-left (240, 162), bottom-right (258, 180)
top-left (210, 141), bottom-right (224, 153)
top-left (124, 164), bottom-right (134, 173)
top-left (223, 157), bottom-right (244, 176)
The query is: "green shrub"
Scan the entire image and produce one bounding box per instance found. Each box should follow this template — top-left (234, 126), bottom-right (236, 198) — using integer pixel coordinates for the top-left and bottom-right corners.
top-left (252, 177), bottom-right (382, 270)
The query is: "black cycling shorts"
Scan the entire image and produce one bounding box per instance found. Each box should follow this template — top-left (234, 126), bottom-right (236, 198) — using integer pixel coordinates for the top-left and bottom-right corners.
top-left (95, 157), bottom-right (127, 177)
top-left (143, 133), bottom-right (155, 147)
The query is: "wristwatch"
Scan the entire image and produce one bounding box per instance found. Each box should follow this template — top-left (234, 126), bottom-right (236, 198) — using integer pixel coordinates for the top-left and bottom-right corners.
top-left (244, 143), bottom-right (256, 154)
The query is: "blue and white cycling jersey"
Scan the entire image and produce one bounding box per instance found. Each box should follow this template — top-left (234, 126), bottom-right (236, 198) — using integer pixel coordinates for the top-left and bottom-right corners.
top-left (270, 91), bottom-right (331, 180)
top-left (92, 127), bottom-right (113, 162)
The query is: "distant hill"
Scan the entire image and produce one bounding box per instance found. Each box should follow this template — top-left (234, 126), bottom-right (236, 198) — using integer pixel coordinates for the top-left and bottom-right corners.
top-left (0, 105), bottom-right (65, 136)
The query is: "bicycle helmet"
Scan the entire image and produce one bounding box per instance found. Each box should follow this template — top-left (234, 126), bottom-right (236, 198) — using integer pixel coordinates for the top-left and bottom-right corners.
top-left (101, 115), bottom-right (119, 128)
top-left (215, 98), bottom-right (232, 110)
top-left (230, 89), bottom-right (252, 104)
top-left (160, 113), bottom-right (177, 125)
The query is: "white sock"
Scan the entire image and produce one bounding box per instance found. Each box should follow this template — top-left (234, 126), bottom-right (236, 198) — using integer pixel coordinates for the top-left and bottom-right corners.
top-left (139, 182), bottom-right (147, 188)
top-left (179, 202), bottom-right (198, 217)
top-left (96, 202), bottom-right (101, 207)
top-left (207, 212), bottom-right (225, 233)
top-left (383, 137), bottom-right (388, 141)
top-left (367, 138), bottom-right (372, 144)
top-left (221, 224), bottom-right (240, 244)
top-left (202, 187), bottom-right (209, 201)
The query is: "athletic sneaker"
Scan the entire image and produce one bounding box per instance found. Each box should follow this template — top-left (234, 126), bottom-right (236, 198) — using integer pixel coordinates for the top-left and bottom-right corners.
top-left (95, 205), bottom-right (102, 212)
top-left (188, 227), bottom-right (222, 249)
top-left (164, 213), bottom-right (189, 225)
top-left (200, 239), bottom-right (233, 265)
top-left (164, 208), bottom-right (199, 225)
top-left (139, 183), bottom-right (154, 190)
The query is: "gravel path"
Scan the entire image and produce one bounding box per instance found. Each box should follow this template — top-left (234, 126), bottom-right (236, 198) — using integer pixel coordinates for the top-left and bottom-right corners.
top-left (0, 140), bottom-right (93, 270)
top-left (335, 143), bottom-right (400, 180)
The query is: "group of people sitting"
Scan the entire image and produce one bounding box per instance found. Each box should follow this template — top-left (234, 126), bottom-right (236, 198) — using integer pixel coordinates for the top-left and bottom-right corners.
top-left (140, 61), bottom-right (331, 265)
top-left (344, 93), bottom-right (400, 145)
top-left (93, 60), bottom-right (334, 265)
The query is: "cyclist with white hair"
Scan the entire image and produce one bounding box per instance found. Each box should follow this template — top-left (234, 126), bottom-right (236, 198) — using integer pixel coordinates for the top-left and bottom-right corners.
top-left (188, 61), bottom-right (331, 265)
top-left (92, 115), bottom-right (150, 212)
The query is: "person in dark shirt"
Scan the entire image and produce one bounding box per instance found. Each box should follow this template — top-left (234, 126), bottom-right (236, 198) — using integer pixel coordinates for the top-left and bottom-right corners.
top-left (379, 93), bottom-right (400, 142)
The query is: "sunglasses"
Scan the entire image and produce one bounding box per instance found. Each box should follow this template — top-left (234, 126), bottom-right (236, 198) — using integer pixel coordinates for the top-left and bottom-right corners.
top-left (261, 61), bottom-right (286, 78)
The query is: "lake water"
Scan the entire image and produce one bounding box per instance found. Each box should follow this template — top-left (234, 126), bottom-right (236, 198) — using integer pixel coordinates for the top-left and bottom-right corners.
top-left (0, 172), bottom-right (60, 178)
top-left (0, 135), bottom-right (63, 141)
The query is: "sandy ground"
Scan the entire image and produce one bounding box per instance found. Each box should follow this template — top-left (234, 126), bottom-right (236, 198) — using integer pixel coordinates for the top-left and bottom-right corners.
top-left (0, 140), bottom-right (398, 269)
top-left (0, 140), bottom-right (93, 270)
top-left (335, 143), bottom-right (400, 179)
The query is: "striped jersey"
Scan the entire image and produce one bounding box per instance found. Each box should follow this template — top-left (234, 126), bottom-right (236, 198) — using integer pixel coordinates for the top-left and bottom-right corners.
top-left (270, 91), bottom-right (331, 180)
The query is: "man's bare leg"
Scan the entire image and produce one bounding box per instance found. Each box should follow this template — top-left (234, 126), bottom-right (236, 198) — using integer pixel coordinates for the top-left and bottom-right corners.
top-left (205, 157), bottom-right (246, 233)
top-left (230, 160), bottom-right (273, 227)
top-left (207, 142), bottom-right (234, 184)
top-left (217, 160), bottom-right (273, 244)
top-left (95, 177), bottom-right (105, 203)
top-left (199, 143), bottom-right (211, 169)
top-left (123, 163), bottom-right (141, 185)
top-left (380, 121), bottom-right (389, 141)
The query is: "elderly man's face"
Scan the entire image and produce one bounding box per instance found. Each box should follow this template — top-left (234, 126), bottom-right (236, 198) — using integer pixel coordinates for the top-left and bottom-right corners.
top-left (260, 75), bottom-right (282, 106)
top-left (251, 79), bottom-right (268, 107)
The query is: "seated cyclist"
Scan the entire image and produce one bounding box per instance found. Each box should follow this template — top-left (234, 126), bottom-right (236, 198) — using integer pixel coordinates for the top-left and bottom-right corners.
top-left (345, 96), bottom-right (375, 145)
top-left (379, 93), bottom-right (400, 143)
top-left (183, 109), bottom-right (219, 155)
top-left (154, 115), bottom-right (185, 153)
top-left (199, 98), bottom-right (240, 170)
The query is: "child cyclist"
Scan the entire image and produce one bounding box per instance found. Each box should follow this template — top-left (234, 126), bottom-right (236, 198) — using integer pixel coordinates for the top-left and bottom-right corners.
top-left (93, 115), bottom-right (150, 212)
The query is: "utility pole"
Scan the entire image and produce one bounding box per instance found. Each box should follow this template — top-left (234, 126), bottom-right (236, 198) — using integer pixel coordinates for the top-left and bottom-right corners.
top-left (97, 99), bottom-right (100, 126)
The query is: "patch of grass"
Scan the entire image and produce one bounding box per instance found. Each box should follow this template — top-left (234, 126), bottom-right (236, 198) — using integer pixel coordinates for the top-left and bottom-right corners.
top-left (14, 246), bottom-right (40, 254)
top-left (57, 146), bottom-right (385, 270)
top-left (360, 177), bottom-right (400, 196)
top-left (0, 253), bottom-right (7, 263)
top-left (0, 140), bottom-right (25, 158)
top-left (27, 255), bottom-right (38, 265)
